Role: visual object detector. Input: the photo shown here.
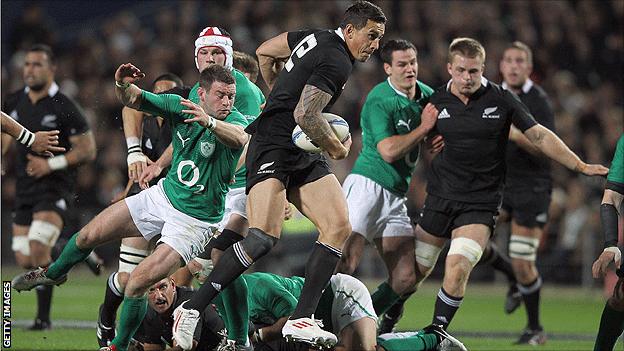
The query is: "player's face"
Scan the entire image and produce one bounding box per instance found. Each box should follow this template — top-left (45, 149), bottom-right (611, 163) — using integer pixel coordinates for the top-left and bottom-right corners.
top-left (346, 20), bottom-right (385, 62)
top-left (23, 51), bottom-right (54, 91)
top-left (448, 54), bottom-right (484, 96)
top-left (153, 80), bottom-right (178, 94)
top-left (500, 48), bottom-right (532, 89)
top-left (385, 49), bottom-right (418, 90)
top-left (197, 46), bottom-right (227, 73)
top-left (147, 279), bottom-right (176, 314)
top-left (200, 81), bottom-right (236, 119)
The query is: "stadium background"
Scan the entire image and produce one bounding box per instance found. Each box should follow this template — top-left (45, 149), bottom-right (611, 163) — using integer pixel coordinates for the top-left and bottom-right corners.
top-left (0, 1), bottom-right (622, 350)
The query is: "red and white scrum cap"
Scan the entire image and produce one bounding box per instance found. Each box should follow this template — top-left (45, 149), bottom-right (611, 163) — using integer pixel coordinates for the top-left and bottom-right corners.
top-left (195, 26), bottom-right (233, 70)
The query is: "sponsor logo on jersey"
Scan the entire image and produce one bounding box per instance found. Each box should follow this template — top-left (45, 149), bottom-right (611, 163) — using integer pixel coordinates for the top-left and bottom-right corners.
top-left (10, 110), bottom-right (19, 120)
top-left (482, 106), bottom-right (500, 119)
top-left (396, 119), bottom-right (411, 130)
top-left (177, 131), bottom-right (190, 148)
top-left (55, 199), bottom-right (67, 210)
top-left (41, 114), bottom-right (58, 128)
top-left (438, 108), bottom-right (451, 119)
top-left (199, 141), bottom-right (215, 158)
top-left (257, 161), bottom-right (275, 174)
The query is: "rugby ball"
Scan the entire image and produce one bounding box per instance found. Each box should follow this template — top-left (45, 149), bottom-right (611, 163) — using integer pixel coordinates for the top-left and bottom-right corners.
top-left (292, 113), bottom-right (350, 153)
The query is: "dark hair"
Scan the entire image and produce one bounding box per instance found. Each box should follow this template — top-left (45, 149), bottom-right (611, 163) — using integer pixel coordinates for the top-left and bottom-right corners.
top-left (217, 26), bottom-right (231, 37)
top-left (199, 64), bottom-right (235, 91)
top-left (448, 37), bottom-right (486, 63)
top-left (504, 41), bottom-right (533, 66)
top-left (233, 51), bottom-right (259, 83)
top-left (153, 73), bottom-right (183, 87)
top-left (379, 39), bottom-right (417, 64)
top-left (28, 44), bottom-right (55, 64)
top-left (339, 1), bottom-right (386, 30)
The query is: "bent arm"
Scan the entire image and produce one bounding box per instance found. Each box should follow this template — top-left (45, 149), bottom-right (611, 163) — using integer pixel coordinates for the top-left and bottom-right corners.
top-left (122, 106), bottom-right (144, 143)
top-left (214, 122), bottom-right (248, 149)
top-left (115, 83), bottom-right (143, 110)
top-left (256, 32), bottom-right (290, 89)
top-left (509, 124), bottom-right (541, 156)
top-left (377, 126), bottom-right (429, 163)
top-left (257, 316), bottom-right (290, 343)
top-left (66, 131), bottom-right (97, 166)
top-left (601, 189), bottom-right (623, 248)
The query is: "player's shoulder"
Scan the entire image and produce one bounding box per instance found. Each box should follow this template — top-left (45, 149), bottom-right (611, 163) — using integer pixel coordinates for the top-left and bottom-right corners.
top-left (161, 86), bottom-right (192, 99)
top-left (527, 83), bottom-right (551, 101)
top-left (2, 88), bottom-right (26, 109)
top-left (225, 108), bottom-right (246, 124)
top-left (416, 80), bottom-right (435, 97)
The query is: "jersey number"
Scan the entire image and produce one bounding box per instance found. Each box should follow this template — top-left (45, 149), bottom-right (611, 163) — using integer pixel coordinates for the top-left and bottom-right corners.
top-left (177, 160), bottom-right (205, 194)
top-left (285, 34), bottom-right (317, 72)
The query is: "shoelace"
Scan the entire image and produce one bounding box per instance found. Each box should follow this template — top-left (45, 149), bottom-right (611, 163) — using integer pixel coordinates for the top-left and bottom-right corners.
top-left (25, 268), bottom-right (45, 280)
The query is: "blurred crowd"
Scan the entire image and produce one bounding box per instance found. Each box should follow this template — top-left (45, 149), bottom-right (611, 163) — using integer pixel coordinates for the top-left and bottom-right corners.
top-left (2, 0), bottom-right (622, 284)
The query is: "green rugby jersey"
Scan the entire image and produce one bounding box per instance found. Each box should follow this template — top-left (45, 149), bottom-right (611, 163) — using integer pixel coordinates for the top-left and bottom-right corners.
top-left (230, 72), bottom-right (265, 189)
top-left (241, 272), bottom-right (304, 326)
top-left (138, 90), bottom-right (246, 222)
top-left (351, 78), bottom-right (434, 196)
top-left (607, 135), bottom-right (624, 185)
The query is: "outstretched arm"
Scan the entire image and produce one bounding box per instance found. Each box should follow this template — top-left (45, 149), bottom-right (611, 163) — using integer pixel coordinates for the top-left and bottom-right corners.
top-left (1, 111), bottom-right (65, 156)
top-left (293, 84), bottom-right (350, 160)
top-left (523, 124), bottom-right (608, 176)
top-left (114, 63), bottom-right (146, 109)
top-left (256, 32), bottom-right (290, 90)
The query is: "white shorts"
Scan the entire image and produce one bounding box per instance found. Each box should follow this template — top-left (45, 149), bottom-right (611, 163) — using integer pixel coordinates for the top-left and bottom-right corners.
top-left (329, 273), bottom-right (377, 335)
top-left (343, 174), bottom-right (413, 242)
top-left (218, 187), bottom-right (247, 231)
top-left (125, 179), bottom-right (217, 264)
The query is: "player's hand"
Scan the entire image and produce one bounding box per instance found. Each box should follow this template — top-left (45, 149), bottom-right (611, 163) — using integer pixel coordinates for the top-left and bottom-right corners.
top-left (284, 202), bottom-right (293, 220)
top-left (31, 130), bottom-right (65, 157)
top-left (127, 153), bottom-right (151, 182)
top-left (328, 134), bottom-right (351, 160)
top-left (114, 63), bottom-right (145, 84)
top-left (138, 162), bottom-right (163, 190)
top-left (111, 180), bottom-right (134, 204)
top-left (592, 248), bottom-right (621, 278)
top-left (180, 99), bottom-right (217, 129)
top-left (577, 162), bottom-right (609, 177)
top-left (425, 134), bottom-right (445, 155)
top-left (420, 103), bottom-right (439, 132)
top-left (26, 153), bottom-right (52, 178)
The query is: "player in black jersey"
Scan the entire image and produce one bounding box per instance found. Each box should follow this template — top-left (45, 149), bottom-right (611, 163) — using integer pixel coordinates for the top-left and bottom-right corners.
top-left (129, 277), bottom-right (225, 351)
top-left (2, 44), bottom-right (97, 330)
top-left (173, 1), bottom-right (386, 348)
top-left (96, 73), bottom-right (183, 347)
top-left (408, 38), bottom-right (607, 331)
top-left (497, 41), bottom-right (556, 344)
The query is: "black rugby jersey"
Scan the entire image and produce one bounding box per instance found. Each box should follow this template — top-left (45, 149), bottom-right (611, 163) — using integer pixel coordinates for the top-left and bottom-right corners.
top-left (246, 28), bottom-right (354, 147)
top-left (134, 286), bottom-right (224, 349)
top-left (2, 83), bottom-right (90, 198)
top-left (427, 78), bottom-right (537, 205)
top-left (502, 79), bottom-right (555, 190)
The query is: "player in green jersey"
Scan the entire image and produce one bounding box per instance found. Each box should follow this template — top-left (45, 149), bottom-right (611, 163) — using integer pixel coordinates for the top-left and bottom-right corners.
top-left (335, 39), bottom-right (440, 332)
top-left (216, 272), bottom-right (465, 351)
top-left (592, 134), bottom-right (624, 351)
top-left (12, 64), bottom-right (248, 351)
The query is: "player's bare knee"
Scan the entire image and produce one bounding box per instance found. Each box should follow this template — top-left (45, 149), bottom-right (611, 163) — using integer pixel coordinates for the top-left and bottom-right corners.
top-left (390, 270), bottom-right (417, 295)
top-left (337, 254), bottom-right (358, 275)
top-left (511, 258), bottom-right (536, 283)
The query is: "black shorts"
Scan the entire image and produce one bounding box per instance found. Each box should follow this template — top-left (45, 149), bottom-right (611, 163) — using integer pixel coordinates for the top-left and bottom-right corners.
top-left (418, 194), bottom-right (499, 239)
top-left (245, 136), bottom-right (331, 194)
top-left (12, 192), bottom-right (70, 226)
top-left (501, 187), bottom-right (551, 228)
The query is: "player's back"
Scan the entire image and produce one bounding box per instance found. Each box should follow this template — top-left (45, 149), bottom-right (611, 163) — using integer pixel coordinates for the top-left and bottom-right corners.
top-left (247, 28), bottom-right (353, 145)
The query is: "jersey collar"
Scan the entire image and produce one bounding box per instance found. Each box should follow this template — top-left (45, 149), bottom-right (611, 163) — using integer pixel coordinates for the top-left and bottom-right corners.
top-left (501, 78), bottom-right (533, 94)
top-left (334, 28), bottom-right (355, 62)
top-left (334, 27), bottom-right (345, 42)
top-left (24, 81), bottom-right (60, 97)
top-left (387, 77), bottom-right (423, 100)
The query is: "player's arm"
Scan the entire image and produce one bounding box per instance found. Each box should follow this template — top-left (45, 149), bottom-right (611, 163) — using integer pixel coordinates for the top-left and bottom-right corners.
top-left (179, 99), bottom-right (247, 149)
top-left (138, 143), bottom-right (173, 190)
top-left (508, 124), bottom-right (541, 156)
top-left (377, 103), bottom-right (438, 162)
top-left (523, 124), bottom-right (608, 175)
top-left (253, 316), bottom-right (290, 343)
top-left (115, 63), bottom-right (146, 109)
top-left (122, 106), bottom-right (149, 182)
top-left (294, 84), bottom-right (349, 160)
top-left (592, 188), bottom-right (623, 278)
top-left (256, 32), bottom-right (291, 90)
top-left (1, 111), bottom-right (65, 156)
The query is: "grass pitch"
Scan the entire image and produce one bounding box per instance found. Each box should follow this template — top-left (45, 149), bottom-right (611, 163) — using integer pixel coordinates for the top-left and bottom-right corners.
top-left (1, 266), bottom-right (614, 350)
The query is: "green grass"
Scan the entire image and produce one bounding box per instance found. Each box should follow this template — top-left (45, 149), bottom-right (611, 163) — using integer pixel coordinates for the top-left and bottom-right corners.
top-left (1, 266), bottom-right (614, 350)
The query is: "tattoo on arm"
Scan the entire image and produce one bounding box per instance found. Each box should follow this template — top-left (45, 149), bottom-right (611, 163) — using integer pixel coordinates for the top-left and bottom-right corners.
top-left (294, 85), bottom-right (333, 144)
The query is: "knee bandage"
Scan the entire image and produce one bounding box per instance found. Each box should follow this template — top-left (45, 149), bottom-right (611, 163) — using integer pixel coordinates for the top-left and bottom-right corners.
top-left (509, 235), bottom-right (539, 261)
top-left (118, 244), bottom-right (149, 273)
top-left (108, 272), bottom-right (124, 297)
top-left (447, 237), bottom-right (484, 267)
top-left (236, 228), bottom-right (278, 267)
top-left (11, 236), bottom-right (30, 256)
top-left (415, 241), bottom-right (443, 268)
top-left (27, 220), bottom-right (61, 246)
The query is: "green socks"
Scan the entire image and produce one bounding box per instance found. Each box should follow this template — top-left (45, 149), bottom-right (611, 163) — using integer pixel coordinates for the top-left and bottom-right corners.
top-left (111, 295), bottom-right (148, 351)
top-left (372, 281), bottom-right (401, 316)
top-left (46, 233), bottom-right (92, 279)
top-left (221, 277), bottom-right (250, 345)
top-left (594, 301), bottom-right (624, 351)
top-left (377, 331), bottom-right (438, 351)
